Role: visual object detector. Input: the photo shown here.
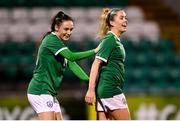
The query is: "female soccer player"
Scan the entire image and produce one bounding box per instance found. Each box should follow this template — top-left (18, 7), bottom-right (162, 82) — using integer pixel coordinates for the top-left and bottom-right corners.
top-left (27, 11), bottom-right (99, 120)
top-left (85, 8), bottom-right (131, 120)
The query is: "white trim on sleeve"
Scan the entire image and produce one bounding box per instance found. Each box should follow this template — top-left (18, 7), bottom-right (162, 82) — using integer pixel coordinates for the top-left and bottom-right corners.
top-left (55, 47), bottom-right (68, 56)
top-left (96, 56), bottom-right (107, 63)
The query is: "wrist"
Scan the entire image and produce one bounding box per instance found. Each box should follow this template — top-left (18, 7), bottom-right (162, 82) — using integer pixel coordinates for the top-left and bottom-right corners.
top-left (93, 49), bottom-right (96, 54)
top-left (88, 87), bottom-right (95, 92)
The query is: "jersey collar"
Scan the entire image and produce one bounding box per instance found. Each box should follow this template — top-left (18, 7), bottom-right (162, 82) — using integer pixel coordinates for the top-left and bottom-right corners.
top-left (51, 32), bottom-right (56, 35)
top-left (51, 32), bottom-right (61, 40)
top-left (108, 31), bottom-right (121, 41)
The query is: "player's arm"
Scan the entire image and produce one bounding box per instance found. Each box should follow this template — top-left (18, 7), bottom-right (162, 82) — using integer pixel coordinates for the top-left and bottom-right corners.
top-left (68, 61), bottom-right (89, 82)
top-left (88, 58), bottom-right (102, 92)
top-left (85, 58), bottom-right (102, 104)
top-left (58, 48), bottom-right (96, 61)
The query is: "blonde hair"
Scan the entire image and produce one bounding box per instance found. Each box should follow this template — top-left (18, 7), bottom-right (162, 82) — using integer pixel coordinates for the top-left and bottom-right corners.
top-left (98, 8), bottom-right (112, 39)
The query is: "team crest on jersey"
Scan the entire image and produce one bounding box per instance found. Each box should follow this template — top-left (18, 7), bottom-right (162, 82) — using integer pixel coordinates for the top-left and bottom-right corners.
top-left (47, 101), bottom-right (53, 108)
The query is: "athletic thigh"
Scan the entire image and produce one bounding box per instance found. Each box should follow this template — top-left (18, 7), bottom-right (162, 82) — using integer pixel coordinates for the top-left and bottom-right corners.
top-left (55, 112), bottom-right (63, 120)
top-left (97, 111), bottom-right (115, 120)
top-left (54, 97), bottom-right (63, 120)
top-left (97, 111), bottom-right (107, 120)
top-left (38, 112), bottom-right (55, 120)
top-left (110, 108), bottom-right (131, 120)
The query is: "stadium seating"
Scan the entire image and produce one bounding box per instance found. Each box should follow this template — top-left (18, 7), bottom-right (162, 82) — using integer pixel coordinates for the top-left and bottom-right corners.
top-left (0, 6), bottom-right (179, 94)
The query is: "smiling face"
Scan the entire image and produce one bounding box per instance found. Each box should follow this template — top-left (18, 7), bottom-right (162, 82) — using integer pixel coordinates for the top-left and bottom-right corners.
top-left (55, 20), bottom-right (74, 41)
top-left (110, 10), bottom-right (128, 33)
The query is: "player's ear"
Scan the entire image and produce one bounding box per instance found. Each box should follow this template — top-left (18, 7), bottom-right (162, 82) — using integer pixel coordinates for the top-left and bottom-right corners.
top-left (110, 21), bottom-right (114, 27)
top-left (55, 25), bottom-right (59, 31)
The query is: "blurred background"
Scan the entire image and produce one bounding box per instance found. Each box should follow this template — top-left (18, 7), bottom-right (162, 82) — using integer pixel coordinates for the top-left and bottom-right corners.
top-left (0, 0), bottom-right (180, 120)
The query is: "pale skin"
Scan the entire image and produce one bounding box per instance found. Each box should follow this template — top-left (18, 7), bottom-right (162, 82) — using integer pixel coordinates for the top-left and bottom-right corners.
top-left (37, 20), bottom-right (74, 120)
top-left (38, 20), bottom-right (99, 120)
top-left (38, 112), bottom-right (63, 120)
top-left (85, 10), bottom-right (131, 120)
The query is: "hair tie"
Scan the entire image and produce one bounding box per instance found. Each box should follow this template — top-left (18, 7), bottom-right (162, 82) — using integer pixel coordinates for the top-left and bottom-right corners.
top-left (55, 17), bottom-right (61, 21)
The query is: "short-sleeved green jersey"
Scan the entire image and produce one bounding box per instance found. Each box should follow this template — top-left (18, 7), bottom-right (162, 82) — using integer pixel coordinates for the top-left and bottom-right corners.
top-left (27, 32), bottom-right (68, 96)
top-left (96, 31), bottom-right (126, 99)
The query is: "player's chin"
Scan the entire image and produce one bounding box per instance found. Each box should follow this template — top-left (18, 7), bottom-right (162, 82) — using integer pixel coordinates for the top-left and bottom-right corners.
top-left (122, 28), bottom-right (127, 33)
top-left (62, 37), bottom-right (70, 41)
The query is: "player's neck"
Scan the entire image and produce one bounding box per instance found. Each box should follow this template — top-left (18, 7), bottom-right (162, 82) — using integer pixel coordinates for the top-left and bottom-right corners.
top-left (110, 29), bottom-right (121, 37)
top-left (111, 29), bottom-right (122, 37)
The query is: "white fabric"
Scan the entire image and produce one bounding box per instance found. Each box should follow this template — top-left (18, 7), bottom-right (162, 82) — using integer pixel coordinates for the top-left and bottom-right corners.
top-left (97, 93), bottom-right (129, 112)
top-left (55, 47), bottom-right (68, 56)
top-left (27, 94), bottom-right (61, 113)
top-left (96, 56), bottom-right (107, 63)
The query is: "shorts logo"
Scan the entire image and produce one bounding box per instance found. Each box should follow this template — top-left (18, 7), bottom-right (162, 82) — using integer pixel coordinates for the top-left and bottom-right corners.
top-left (46, 101), bottom-right (53, 108)
top-left (122, 98), bottom-right (127, 105)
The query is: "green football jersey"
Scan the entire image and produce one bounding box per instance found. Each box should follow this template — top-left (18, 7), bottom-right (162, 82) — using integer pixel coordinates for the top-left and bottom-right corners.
top-left (27, 33), bottom-right (68, 96)
top-left (96, 31), bottom-right (126, 98)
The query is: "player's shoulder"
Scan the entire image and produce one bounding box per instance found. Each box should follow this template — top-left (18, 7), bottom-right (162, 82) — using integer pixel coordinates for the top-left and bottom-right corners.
top-left (101, 33), bottom-right (116, 45)
top-left (43, 33), bottom-right (62, 44)
top-left (45, 33), bottom-right (58, 40)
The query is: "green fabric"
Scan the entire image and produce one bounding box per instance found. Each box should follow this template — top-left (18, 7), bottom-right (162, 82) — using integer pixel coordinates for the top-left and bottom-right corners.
top-left (96, 33), bottom-right (116, 62)
top-left (28, 33), bottom-right (94, 96)
top-left (96, 31), bottom-right (126, 99)
top-left (68, 61), bottom-right (89, 81)
top-left (28, 33), bottom-right (66, 96)
top-left (59, 48), bottom-right (95, 61)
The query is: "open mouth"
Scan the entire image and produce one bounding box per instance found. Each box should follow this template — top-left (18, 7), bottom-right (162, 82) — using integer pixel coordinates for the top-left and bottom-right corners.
top-left (64, 35), bottom-right (70, 38)
top-left (122, 24), bottom-right (127, 28)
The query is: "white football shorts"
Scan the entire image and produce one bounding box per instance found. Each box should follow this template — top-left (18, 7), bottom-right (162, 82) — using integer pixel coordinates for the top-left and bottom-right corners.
top-left (97, 93), bottom-right (129, 112)
top-left (27, 94), bottom-right (61, 113)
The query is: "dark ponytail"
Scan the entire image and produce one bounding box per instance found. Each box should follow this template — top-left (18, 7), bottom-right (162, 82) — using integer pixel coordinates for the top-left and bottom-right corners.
top-left (51, 11), bottom-right (73, 32)
top-left (41, 11), bottom-right (73, 40)
top-left (35, 11), bottom-right (73, 61)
